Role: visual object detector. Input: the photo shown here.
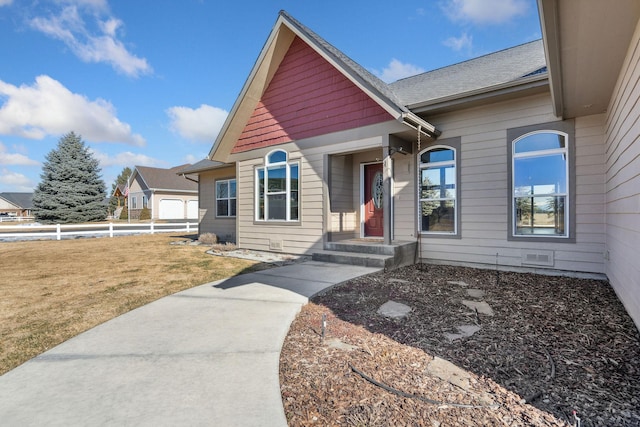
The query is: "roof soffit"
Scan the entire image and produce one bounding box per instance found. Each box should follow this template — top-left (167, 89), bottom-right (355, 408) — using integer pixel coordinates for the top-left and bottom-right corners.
top-left (539, 0), bottom-right (640, 119)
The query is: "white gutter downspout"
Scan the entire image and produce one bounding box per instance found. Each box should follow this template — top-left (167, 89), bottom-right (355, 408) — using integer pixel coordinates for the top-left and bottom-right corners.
top-left (401, 112), bottom-right (441, 138)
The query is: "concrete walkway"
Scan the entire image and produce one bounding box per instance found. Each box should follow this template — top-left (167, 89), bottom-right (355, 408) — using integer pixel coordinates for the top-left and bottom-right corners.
top-left (0, 261), bottom-right (379, 426)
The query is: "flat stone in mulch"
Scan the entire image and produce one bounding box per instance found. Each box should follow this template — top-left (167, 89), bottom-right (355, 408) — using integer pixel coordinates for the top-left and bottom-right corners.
top-left (377, 300), bottom-right (411, 319)
top-left (466, 288), bottom-right (486, 298)
top-left (426, 356), bottom-right (475, 391)
top-left (444, 324), bottom-right (482, 342)
top-left (462, 299), bottom-right (495, 316)
top-left (325, 337), bottom-right (358, 351)
top-left (447, 280), bottom-right (469, 287)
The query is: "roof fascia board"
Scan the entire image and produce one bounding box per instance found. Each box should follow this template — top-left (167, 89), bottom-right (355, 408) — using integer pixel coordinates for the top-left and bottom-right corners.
top-left (132, 167), bottom-right (151, 191)
top-left (209, 15), bottom-right (295, 162)
top-left (0, 195), bottom-right (20, 209)
top-left (409, 74), bottom-right (549, 114)
top-left (179, 163), bottom-right (234, 174)
top-left (147, 189), bottom-right (198, 194)
top-left (538, 0), bottom-right (563, 118)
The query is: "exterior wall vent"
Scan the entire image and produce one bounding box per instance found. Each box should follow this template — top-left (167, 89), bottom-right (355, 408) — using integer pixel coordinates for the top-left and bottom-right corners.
top-left (521, 249), bottom-right (554, 267)
top-left (269, 239), bottom-right (283, 251)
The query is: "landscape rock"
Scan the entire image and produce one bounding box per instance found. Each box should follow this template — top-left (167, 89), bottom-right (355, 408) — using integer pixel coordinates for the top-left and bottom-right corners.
top-left (325, 338), bottom-right (358, 351)
top-left (462, 299), bottom-right (494, 316)
top-left (377, 300), bottom-right (411, 319)
top-left (447, 280), bottom-right (469, 287)
top-left (426, 356), bottom-right (474, 390)
top-left (466, 288), bottom-right (485, 298)
top-left (444, 324), bottom-right (482, 342)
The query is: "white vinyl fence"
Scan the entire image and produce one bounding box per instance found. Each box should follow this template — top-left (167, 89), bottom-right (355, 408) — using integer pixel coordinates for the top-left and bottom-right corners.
top-left (0, 222), bottom-right (198, 241)
top-left (0, 216), bottom-right (35, 223)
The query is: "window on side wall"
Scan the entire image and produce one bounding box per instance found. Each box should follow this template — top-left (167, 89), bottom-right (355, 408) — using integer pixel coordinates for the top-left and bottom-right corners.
top-left (131, 196), bottom-right (137, 209)
top-left (216, 179), bottom-right (237, 217)
top-left (418, 138), bottom-right (460, 237)
top-left (255, 149), bottom-right (299, 222)
top-left (508, 121), bottom-right (575, 242)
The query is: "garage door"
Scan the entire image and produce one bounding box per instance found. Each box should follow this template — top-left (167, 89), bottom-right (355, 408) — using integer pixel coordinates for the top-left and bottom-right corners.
top-left (187, 200), bottom-right (198, 219)
top-left (159, 199), bottom-right (184, 219)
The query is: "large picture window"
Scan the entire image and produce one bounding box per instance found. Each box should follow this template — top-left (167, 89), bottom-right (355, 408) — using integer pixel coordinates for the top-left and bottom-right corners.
top-left (512, 131), bottom-right (569, 237)
top-left (256, 149), bottom-right (299, 221)
top-left (216, 179), bottom-right (236, 217)
top-left (419, 145), bottom-right (457, 234)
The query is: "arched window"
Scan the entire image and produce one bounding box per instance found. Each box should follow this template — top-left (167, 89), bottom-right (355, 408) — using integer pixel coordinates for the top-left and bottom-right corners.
top-left (419, 145), bottom-right (457, 234)
top-left (512, 131), bottom-right (568, 237)
top-left (256, 149), bottom-right (299, 221)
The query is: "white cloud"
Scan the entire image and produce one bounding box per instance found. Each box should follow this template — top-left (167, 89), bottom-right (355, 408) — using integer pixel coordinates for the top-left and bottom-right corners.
top-left (58, 0), bottom-right (109, 10)
top-left (373, 59), bottom-right (425, 83)
top-left (0, 168), bottom-right (35, 191)
top-left (89, 149), bottom-right (166, 168)
top-left (30, 5), bottom-right (151, 77)
top-left (0, 142), bottom-right (40, 166)
top-left (0, 0), bottom-right (14, 6)
top-left (167, 104), bottom-right (228, 143)
top-left (183, 154), bottom-right (200, 164)
top-left (442, 0), bottom-right (530, 25)
top-left (443, 32), bottom-right (473, 52)
top-left (0, 75), bottom-right (145, 146)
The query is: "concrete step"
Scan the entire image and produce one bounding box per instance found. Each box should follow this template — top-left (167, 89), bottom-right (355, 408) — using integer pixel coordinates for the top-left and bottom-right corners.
top-left (324, 241), bottom-right (396, 256)
top-left (312, 250), bottom-right (393, 268)
top-left (312, 241), bottom-right (417, 269)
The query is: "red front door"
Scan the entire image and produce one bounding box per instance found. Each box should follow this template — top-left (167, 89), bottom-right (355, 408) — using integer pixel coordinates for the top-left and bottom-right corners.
top-left (364, 163), bottom-right (384, 237)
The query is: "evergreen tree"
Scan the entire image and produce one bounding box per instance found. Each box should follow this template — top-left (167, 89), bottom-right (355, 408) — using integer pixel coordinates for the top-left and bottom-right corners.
top-left (33, 132), bottom-right (107, 223)
top-left (109, 166), bottom-right (132, 212)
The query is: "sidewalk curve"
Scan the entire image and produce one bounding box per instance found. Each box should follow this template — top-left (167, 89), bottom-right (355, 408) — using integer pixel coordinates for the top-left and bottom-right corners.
top-left (0, 261), bottom-right (379, 427)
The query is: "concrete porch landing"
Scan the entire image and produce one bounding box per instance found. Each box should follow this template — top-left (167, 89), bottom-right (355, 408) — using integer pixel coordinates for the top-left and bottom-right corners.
top-left (312, 240), bottom-right (417, 269)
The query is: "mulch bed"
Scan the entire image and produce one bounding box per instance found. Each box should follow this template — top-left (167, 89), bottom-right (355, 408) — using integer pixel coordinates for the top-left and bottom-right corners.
top-left (280, 264), bottom-right (640, 426)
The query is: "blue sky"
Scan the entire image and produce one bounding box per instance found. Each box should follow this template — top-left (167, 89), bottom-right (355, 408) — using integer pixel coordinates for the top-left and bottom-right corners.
top-left (0, 0), bottom-right (541, 193)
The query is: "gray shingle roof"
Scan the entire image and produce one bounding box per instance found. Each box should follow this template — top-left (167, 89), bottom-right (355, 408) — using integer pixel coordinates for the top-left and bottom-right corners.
top-left (281, 11), bottom-right (546, 111)
top-left (0, 192), bottom-right (33, 209)
top-left (134, 165), bottom-right (197, 192)
top-left (388, 40), bottom-right (546, 107)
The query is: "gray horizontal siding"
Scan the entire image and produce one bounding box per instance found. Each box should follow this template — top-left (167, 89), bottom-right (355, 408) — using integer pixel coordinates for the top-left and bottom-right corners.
top-left (418, 93), bottom-right (606, 275)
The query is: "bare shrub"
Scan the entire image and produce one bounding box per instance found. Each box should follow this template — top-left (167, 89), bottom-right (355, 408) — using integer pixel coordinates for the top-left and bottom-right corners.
top-left (198, 232), bottom-right (218, 245)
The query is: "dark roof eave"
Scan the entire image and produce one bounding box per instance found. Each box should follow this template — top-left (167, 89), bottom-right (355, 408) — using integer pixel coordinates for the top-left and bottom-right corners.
top-left (409, 74), bottom-right (549, 115)
top-left (179, 160), bottom-right (234, 175)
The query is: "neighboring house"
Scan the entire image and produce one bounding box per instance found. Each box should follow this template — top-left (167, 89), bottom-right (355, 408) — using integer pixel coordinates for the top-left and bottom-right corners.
top-left (190, 3), bottom-right (640, 328)
top-left (112, 184), bottom-right (128, 207)
top-left (180, 159), bottom-right (236, 242)
top-left (128, 165), bottom-right (198, 220)
top-left (0, 192), bottom-right (34, 217)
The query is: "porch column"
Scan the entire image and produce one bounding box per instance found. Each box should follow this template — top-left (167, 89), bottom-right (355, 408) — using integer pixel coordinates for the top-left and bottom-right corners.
top-left (382, 135), bottom-right (392, 245)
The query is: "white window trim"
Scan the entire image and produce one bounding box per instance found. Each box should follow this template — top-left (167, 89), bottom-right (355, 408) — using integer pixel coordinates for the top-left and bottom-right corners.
top-left (418, 145), bottom-right (458, 235)
top-left (255, 149), bottom-right (300, 222)
top-left (511, 130), bottom-right (569, 239)
top-left (216, 179), bottom-right (237, 218)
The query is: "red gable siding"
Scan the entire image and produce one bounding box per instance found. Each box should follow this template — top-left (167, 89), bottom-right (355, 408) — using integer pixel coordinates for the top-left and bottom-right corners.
top-left (231, 37), bottom-right (392, 153)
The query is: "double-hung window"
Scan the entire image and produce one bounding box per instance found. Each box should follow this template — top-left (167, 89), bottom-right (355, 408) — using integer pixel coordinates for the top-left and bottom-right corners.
top-left (512, 131), bottom-right (569, 237)
top-left (216, 179), bottom-right (236, 217)
top-left (419, 144), bottom-right (458, 234)
top-left (256, 149), bottom-right (299, 221)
